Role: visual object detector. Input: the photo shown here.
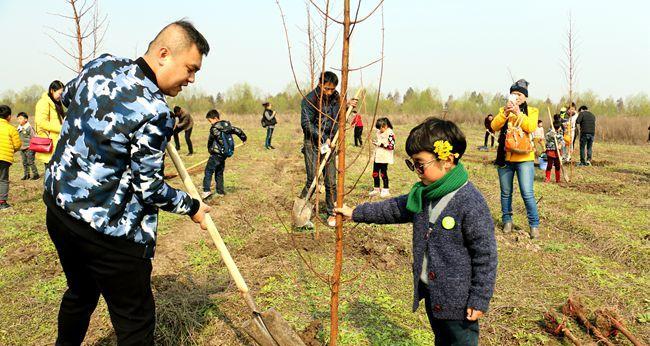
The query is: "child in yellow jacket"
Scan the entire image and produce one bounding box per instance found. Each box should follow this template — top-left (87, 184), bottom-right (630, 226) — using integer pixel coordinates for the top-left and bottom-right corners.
top-left (0, 105), bottom-right (23, 210)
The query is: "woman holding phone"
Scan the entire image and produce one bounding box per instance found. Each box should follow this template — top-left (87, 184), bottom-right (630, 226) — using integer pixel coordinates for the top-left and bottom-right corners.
top-left (490, 79), bottom-right (540, 239)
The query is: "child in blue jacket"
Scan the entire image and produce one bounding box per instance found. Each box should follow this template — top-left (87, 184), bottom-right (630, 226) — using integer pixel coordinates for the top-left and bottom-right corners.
top-left (336, 117), bottom-right (497, 345)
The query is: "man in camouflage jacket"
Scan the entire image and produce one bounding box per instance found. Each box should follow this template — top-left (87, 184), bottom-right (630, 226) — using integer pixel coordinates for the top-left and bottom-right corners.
top-left (43, 21), bottom-right (211, 345)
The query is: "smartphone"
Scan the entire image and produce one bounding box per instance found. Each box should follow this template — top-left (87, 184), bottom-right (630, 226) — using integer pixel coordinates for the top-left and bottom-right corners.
top-left (508, 94), bottom-right (518, 104)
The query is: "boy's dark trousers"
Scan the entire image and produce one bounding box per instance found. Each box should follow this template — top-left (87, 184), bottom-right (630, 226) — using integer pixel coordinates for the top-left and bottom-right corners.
top-left (20, 149), bottom-right (39, 176)
top-left (418, 283), bottom-right (479, 346)
top-left (173, 127), bottom-right (194, 154)
top-left (0, 161), bottom-right (10, 202)
top-left (203, 154), bottom-right (226, 195)
top-left (300, 139), bottom-right (337, 215)
top-left (46, 208), bottom-right (155, 346)
top-left (353, 126), bottom-right (363, 146)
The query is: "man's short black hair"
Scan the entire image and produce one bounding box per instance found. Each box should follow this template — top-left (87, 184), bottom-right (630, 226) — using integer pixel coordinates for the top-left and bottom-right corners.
top-left (405, 117), bottom-right (467, 164)
top-left (148, 20), bottom-right (210, 56)
top-left (206, 109), bottom-right (220, 119)
top-left (17, 112), bottom-right (28, 119)
top-left (578, 105), bottom-right (588, 112)
top-left (553, 120), bottom-right (562, 130)
top-left (0, 105), bottom-right (11, 119)
top-left (319, 71), bottom-right (338, 86)
top-left (173, 106), bottom-right (181, 113)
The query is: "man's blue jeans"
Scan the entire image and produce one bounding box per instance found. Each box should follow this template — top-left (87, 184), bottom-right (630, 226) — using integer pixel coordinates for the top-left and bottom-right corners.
top-left (265, 127), bottom-right (275, 148)
top-left (497, 161), bottom-right (539, 228)
top-left (579, 133), bottom-right (594, 164)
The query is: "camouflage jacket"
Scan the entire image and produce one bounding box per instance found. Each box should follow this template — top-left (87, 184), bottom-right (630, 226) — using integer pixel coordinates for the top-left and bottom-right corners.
top-left (44, 54), bottom-right (196, 257)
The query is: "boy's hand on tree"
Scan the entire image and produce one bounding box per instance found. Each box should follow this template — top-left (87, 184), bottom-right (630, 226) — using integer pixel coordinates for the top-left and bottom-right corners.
top-left (334, 204), bottom-right (355, 220)
top-left (347, 98), bottom-right (358, 108)
top-left (466, 308), bottom-right (483, 321)
top-left (191, 201), bottom-right (211, 230)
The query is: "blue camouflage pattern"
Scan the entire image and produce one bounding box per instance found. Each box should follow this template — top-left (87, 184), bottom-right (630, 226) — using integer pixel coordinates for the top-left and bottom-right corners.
top-left (44, 54), bottom-right (194, 253)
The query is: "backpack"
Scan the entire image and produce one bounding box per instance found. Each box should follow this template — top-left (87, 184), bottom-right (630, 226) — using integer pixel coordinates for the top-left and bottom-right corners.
top-left (505, 115), bottom-right (534, 155)
top-left (220, 130), bottom-right (235, 157)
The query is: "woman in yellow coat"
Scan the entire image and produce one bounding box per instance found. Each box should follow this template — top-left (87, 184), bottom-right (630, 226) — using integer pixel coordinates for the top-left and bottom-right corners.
top-left (34, 80), bottom-right (65, 165)
top-left (491, 79), bottom-right (540, 239)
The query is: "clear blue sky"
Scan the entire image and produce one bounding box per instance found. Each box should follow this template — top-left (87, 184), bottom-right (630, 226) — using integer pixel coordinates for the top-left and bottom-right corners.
top-left (1, 0), bottom-right (648, 101)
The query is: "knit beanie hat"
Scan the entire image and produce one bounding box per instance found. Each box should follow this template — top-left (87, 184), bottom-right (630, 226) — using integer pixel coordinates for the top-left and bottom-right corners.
top-left (509, 79), bottom-right (529, 97)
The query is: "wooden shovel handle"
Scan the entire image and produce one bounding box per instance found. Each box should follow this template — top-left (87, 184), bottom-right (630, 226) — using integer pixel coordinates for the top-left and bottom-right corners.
top-left (166, 143), bottom-right (250, 295)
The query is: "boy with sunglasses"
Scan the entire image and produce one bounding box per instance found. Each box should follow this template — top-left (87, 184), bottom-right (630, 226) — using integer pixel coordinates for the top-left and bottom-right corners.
top-left (335, 117), bottom-right (497, 345)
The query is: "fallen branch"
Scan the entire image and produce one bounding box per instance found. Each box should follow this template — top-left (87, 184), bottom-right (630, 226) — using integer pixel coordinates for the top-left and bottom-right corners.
top-left (595, 308), bottom-right (646, 346)
top-left (543, 310), bottom-right (582, 345)
top-left (562, 297), bottom-right (614, 346)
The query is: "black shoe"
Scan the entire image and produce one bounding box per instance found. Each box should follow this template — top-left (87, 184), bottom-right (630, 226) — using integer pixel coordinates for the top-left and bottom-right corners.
top-left (0, 202), bottom-right (11, 211)
top-left (269, 145), bottom-right (276, 149)
top-left (31, 173), bottom-right (40, 180)
top-left (21, 174), bottom-right (30, 180)
top-left (187, 152), bottom-right (194, 156)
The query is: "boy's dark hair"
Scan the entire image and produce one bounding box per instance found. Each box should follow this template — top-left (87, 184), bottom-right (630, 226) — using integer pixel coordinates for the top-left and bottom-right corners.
top-left (553, 113), bottom-right (561, 122)
top-left (578, 105), bottom-right (588, 111)
top-left (375, 117), bottom-right (393, 130)
top-left (319, 71), bottom-right (338, 86)
top-left (17, 112), bottom-right (28, 119)
top-left (173, 106), bottom-right (181, 113)
top-left (553, 120), bottom-right (562, 130)
top-left (406, 117), bottom-right (467, 164)
top-left (205, 109), bottom-right (220, 119)
top-left (0, 105), bottom-right (11, 119)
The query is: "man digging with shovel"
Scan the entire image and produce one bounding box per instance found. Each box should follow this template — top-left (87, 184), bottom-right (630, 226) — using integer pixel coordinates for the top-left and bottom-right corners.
top-left (42, 21), bottom-right (212, 345)
top-left (297, 71), bottom-right (357, 228)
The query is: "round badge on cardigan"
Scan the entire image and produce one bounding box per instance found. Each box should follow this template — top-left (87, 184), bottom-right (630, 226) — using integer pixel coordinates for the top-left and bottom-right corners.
top-left (441, 216), bottom-right (455, 230)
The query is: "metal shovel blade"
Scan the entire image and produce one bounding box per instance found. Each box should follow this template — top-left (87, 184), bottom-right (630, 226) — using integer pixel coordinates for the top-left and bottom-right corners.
top-left (243, 309), bottom-right (306, 346)
top-left (292, 197), bottom-right (313, 228)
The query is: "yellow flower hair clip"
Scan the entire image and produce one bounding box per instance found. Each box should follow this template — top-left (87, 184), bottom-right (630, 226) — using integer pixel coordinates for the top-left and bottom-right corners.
top-left (433, 140), bottom-right (459, 160)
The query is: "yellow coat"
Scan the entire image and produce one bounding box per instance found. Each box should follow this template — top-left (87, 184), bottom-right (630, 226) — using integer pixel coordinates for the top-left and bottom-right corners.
top-left (34, 92), bottom-right (63, 164)
top-left (0, 118), bottom-right (21, 163)
top-left (491, 105), bottom-right (539, 162)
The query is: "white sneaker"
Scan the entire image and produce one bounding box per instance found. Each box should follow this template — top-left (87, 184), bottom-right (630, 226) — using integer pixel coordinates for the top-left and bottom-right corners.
top-left (380, 188), bottom-right (390, 198)
top-left (368, 188), bottom-right (380, 197)
top-left (201, 191), bottom-right (213, 200)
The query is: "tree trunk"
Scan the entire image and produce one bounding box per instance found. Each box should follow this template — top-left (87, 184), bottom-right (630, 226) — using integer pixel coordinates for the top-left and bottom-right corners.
top-left (329, 0), bottom-right (350, 344)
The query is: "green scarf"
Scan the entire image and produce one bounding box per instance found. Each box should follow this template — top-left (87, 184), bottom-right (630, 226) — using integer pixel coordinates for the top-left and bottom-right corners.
top-left (406, 162), bottom-right (469, 213)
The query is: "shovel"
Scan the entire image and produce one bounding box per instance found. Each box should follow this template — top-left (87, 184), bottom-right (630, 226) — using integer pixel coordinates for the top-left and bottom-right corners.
top-left (165, 142), bottom-right (245, 180)
top-left (292, 89), bottom-right (363, 227)
top-left (166, 143), bottom-right (305, 346)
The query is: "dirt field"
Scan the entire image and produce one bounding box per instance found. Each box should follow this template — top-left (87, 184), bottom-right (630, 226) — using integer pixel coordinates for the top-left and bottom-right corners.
top-left (1, 113), bottom-right (648, 345)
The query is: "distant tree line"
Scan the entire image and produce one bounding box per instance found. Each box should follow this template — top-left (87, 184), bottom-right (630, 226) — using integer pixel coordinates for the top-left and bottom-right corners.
top-left (2, 83), bottom-right (648, 118)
